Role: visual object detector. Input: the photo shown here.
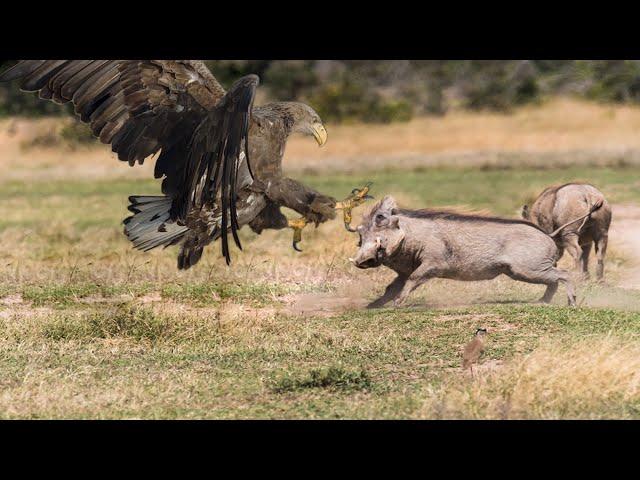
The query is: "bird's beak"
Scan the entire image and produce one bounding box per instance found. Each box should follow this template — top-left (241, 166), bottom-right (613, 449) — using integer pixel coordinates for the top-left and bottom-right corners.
top-left (311, 123), bottom-right (328, 147)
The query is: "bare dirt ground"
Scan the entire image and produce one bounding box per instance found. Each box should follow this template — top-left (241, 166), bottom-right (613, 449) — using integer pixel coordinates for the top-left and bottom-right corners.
top-left (610, 204), bottom-right (640, 289)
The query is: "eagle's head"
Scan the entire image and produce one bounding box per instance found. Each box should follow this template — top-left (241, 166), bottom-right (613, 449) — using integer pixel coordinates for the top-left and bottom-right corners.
top-left (279, 102), bottom-right (328, 146)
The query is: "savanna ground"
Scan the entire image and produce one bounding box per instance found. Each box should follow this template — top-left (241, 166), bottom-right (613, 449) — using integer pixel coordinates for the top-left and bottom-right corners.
top-left (2, 98), bottom-right (640, 419)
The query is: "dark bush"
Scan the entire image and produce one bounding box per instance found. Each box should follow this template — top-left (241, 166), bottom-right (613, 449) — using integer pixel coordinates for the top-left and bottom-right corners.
top-left (59, 119), bottom-right (96, 146)
top-left (583, 60), bottom-right (640, 103)
top-left (308, 76), bottom-right (414, 124)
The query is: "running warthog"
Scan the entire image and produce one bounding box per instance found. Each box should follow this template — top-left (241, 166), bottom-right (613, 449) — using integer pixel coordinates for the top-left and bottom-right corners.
top-left (521, 183), bottom-right (611, 281)
top-left (350, 196), bottom-right (602, 308)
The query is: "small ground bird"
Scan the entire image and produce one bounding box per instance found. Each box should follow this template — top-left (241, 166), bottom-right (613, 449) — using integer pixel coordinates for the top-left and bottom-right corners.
top-left (462, 328), bottom-right (487, 377)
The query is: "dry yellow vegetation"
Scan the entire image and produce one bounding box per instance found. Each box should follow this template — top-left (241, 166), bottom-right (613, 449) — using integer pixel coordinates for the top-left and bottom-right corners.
top-left (5, 98), bottom-right (640, 181)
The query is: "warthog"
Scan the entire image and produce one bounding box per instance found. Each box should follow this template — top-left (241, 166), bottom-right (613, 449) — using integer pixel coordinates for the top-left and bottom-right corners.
top-left (350, 196), bottom-right (602, 308)
top-left (521, 183), bottom-right (612, 281)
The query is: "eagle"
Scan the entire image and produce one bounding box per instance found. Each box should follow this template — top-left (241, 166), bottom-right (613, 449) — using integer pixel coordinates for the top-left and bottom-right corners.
top-left (0, 60), bottom-right (343, 269)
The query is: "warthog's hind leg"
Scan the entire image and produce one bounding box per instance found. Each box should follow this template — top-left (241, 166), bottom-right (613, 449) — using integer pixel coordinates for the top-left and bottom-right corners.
top-left (594, 233), bottom-right (608, 282)
top-left (563, 233), bottom-right (584, 274)
top-left (580, 241), bottom-right (593, 280)
top-left (506, 266), bottom-right (576, 306)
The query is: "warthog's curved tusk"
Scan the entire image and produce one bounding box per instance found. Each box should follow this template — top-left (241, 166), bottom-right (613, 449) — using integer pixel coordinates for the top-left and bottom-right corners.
top-left (348, 257), bottom-right (356, 264)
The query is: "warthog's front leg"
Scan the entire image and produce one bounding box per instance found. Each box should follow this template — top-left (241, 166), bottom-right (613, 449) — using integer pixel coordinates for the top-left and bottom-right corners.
top-left (392, 264), bottom-right (443, 307)
top-left (367, 274), bottom-right (408, 309)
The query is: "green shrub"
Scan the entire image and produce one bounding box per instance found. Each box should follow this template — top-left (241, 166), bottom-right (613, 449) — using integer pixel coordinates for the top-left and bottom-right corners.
top-left (583, 60), bottom-right (640, 103)
top-left (20, 119), bottom-right (96, 151)
top-left (309, 78), bottom-right (413, 124)
top-left (59, 120), bottom-right (96, 145)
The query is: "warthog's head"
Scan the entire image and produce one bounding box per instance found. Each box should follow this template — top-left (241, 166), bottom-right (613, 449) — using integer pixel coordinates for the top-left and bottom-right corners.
top-left (350, 196), bottom-right (405, 269)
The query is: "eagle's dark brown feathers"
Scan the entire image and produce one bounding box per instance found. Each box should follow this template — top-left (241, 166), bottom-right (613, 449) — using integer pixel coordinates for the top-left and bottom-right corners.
top-left (0, 60), bottom-right (225, 164)
top-left (1, 60), bottom-right (329, 269)
top-left (0, 60), bottom-right (256, 265)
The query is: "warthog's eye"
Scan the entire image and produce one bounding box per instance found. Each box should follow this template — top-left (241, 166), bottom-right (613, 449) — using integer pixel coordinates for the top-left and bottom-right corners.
top-left (375, 213), bottom-right (387, 226)
top-left (357, 234), bottom-right (362, 247)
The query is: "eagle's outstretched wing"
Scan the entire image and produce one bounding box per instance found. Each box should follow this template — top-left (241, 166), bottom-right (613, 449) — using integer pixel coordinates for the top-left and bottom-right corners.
top-left (0, 60), bottom-right (258, 264)
top-left (0, 60), bottom-right (224, 164)
top-left (171, 75), bottom-right (258, 264)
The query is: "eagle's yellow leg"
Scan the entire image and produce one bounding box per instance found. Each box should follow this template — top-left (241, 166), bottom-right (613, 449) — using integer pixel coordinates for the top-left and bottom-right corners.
top-left (288, 217), bottom-right (309, 252)
top-left (335, 182), bottom-right (374, 232)
top-left (288, 182), bottom-right (373, 251)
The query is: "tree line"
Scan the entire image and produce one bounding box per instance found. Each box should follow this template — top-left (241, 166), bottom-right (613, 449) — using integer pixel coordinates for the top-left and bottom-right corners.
top-left (3, 60), bottom-right (640, 123)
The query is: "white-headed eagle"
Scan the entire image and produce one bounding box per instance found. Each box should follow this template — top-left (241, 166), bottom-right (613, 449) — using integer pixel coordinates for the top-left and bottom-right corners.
top-left (0, 60), bottom-right (339, 269)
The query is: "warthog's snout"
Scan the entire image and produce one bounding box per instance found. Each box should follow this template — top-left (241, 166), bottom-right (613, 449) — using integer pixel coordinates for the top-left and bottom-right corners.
top-left (353, 256), bottom-right (383, 269)
top-left (351, 237), bottom-right (384, 269)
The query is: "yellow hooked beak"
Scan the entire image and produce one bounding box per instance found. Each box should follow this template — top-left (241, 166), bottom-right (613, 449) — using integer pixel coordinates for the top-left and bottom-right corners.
top-left (311, 122), bottom-right (328, 146)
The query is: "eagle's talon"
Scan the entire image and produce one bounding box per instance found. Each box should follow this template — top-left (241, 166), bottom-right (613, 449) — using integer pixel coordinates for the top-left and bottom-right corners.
top-left (336, 182), bottom-right (374, 232)
top-left (288, 216), bottom-right (308, 252)
top-left (285, 183), bottom-right (372, 249)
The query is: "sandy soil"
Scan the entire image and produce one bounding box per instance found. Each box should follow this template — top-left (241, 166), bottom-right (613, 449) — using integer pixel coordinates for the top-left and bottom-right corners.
top-left (609, 204), bottom-right (640, 289)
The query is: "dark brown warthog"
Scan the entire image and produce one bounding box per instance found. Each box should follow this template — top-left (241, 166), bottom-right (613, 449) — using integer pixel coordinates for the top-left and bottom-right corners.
top-left (350, 196), bottom-right (602, 309)
top-left (522, 183), bottom-right (612, 281)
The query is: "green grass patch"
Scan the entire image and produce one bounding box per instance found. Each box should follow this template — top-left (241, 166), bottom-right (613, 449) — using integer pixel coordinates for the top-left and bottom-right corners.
top-left (22, 283), bottom-right (155, 307)
top-left (269, 366), bottom-right (372, 393)
top-left (42, 304), bottom-right (173, 342)
top-left (160, 282), bottom-right (312, 306)
top-left (301, 165), bottom-right (640, 215)
top-left (3, 164), bottom-right (640, 231)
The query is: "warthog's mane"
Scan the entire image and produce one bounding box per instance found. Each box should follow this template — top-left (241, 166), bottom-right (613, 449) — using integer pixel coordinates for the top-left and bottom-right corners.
top-left (393, 208), bottom-right (548, 233)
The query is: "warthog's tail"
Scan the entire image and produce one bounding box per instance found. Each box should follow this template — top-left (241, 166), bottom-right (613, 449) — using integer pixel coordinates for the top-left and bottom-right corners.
top-left (549, 199), bottom-right (604, 238)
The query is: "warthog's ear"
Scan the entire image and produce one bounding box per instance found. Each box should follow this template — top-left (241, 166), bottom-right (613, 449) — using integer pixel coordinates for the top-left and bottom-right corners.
top-left (521, 205), bottom-right (530, 219)
top-left (379, 195), bottom-right (398, 213)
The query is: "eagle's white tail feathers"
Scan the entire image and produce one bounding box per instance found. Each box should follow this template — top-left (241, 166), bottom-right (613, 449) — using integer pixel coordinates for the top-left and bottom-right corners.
top-left (124, 196), bottom-right (189, 252)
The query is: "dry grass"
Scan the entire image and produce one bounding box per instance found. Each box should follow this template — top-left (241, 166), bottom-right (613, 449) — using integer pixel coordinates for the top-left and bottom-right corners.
top-left (6, 98), bottom-right (640, 181)
top-left (422, 336), bottom-right (640, 419)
